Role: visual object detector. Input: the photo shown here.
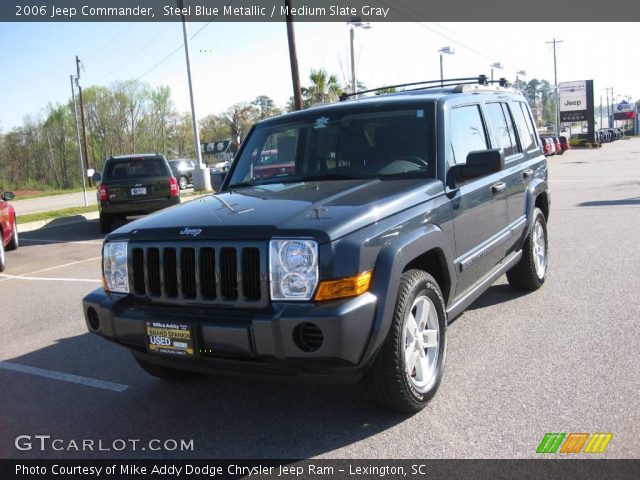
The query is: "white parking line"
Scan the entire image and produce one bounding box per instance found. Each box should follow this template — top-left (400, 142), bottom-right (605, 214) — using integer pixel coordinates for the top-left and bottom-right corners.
top-left (0, 274), bottom-right (101, 283)
top-left (0, 361), bottom-right (129, 392)
top-left (0, 256), bottom-right (102, 282)
top-left (20, 238), bottom-right (103, 245)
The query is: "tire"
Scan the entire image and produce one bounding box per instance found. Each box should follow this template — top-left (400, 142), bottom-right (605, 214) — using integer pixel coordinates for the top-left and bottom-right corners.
top-left (178, 176), bottom-right (188, 190)
top-left (364, 270), bottom-right (447, 413)
top-left (99, 214), bottom-right (111, 234)
top-left (0, 234), bottom-right (6, 273)
top-left (6, 216), bottom-right (19, 251)
top-left (507, 207), bottom-right (548, 291)
top-left (134, 356), bottom-right (199, 381)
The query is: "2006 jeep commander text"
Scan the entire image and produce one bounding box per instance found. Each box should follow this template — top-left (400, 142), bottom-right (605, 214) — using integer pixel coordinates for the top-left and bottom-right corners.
top-left (83, 76), bottom-right (550, 412)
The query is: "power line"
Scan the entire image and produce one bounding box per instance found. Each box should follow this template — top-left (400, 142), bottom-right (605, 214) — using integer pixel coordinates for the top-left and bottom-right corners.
top-left (84, 23), bottom-right (133, 61)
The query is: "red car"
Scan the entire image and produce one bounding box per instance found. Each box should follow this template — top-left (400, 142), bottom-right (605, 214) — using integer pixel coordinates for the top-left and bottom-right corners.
top-left (558, 135), bottom-right (570, 153)
top-left (540, 136), bottom-right (554, 156)
top-left (0, 191), bottom-right (19, 272)
top-left (552, 136), bottom-right (563, 155)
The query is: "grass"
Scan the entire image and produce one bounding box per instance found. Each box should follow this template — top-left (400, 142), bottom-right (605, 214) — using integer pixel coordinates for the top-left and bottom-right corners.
top-left (18, 205), bottom-right (98, 224)
top-left (11, 187), bottom-right (87, 201)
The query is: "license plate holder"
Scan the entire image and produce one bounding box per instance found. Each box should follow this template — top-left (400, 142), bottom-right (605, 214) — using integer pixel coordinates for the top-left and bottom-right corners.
top-left (146, 321), bottom-right (195, 358)
top-left (131, 187), bottom-right (147, 195)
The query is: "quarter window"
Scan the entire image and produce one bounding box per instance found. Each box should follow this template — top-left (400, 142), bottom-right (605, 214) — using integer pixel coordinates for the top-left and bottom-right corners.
top-left (515, 102), bottom-right (539, 150)
top-left (450, 105), bottom-right (488, 165)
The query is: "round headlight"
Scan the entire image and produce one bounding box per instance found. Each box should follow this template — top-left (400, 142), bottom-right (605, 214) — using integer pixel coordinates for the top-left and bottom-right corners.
top-left (280, 273), bottom-right (311, 297)
top-left (279, 241), bottom-right (315, 273)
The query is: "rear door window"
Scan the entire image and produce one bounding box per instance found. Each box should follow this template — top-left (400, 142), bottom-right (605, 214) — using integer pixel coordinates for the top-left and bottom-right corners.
top-left (450, 104), bottom-right (489, 165)
top-left (485, 102), bottom-right (520, 157)
top-left (514, 102), bottom-right (538, 151)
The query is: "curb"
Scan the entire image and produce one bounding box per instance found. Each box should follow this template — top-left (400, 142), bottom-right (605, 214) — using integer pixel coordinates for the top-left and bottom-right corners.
top-left (17, 194), bottom-right (210, 234)
top-left (19, 212), bottom-right (100, 233)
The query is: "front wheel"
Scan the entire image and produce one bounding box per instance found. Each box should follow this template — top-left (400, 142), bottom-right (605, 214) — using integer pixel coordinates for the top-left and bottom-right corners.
top-left (364, 270), bottom-right (447, 413)
top-left (507, 207), bottom-right (548, 291)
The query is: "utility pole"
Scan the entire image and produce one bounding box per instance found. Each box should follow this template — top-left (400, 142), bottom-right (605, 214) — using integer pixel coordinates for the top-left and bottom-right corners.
top-left (70, 75), bottom-right (89, 206)
top-left (605, 87), bottom-right (613, 128)
top-left (600, 95), bottom-right (603, 129)
top-left (75, 55), bottom-right (92, 187)
top-left (546, 38), bottom-right (563, 135)
top-left (285, 0), bottom-right (302, 110)
top-left (179, 0), bottom-right (211, 191)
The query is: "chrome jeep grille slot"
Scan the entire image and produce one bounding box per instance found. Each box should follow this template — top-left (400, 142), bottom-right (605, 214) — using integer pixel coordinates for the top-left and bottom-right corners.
top-left (220, 247), bottom-right (238, 300)
top-left (163, 248), bottom-right (178, 297)
top-left (128, 242), bottom-right (266, 308)
top-left (180, 248), bottom-right (197, 299)
top-left (242, 248), bottom-right (261, 300)
top-left (131, 248), bottom-right (145, 294)
top-left (147, 248), bottom-right (161, 296)
top-left (199, 247), bottom-right (216, 299)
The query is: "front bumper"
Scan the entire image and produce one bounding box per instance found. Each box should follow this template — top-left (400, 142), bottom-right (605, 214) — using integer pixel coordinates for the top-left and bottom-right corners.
top-left (82, 289), bottom-right (378, 381)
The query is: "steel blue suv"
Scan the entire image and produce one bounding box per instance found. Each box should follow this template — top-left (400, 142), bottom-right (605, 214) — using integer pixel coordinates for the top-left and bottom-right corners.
top-left (83, 76), bottom-right (549, 412)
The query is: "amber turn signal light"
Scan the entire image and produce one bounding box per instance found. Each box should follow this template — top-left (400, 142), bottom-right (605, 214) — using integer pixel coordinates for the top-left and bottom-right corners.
top-left (314, 270), bottom-right (373, 301)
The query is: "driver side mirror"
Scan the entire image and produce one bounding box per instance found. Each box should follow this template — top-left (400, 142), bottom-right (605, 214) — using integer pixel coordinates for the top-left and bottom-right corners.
top-left (2, 191), bottom-right (15, 201)
top-left (448, 148), bottom-right (504, 187)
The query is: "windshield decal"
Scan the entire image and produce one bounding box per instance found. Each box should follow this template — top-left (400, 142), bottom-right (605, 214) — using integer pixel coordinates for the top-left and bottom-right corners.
top-left (314, 116), bottom-right (329, 129)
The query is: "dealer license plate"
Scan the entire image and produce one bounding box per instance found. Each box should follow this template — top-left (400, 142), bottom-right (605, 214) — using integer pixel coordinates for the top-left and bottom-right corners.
top-left (146, 321), bottom-right (195, 357)
top-left (131, 187), bottom-right (147, 195)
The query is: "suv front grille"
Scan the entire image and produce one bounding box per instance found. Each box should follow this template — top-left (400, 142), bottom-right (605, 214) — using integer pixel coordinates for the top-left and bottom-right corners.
top-left (129, 242), bottom-right (267, 308)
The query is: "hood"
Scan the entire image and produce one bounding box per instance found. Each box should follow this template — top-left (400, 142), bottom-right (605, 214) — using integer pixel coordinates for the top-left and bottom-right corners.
top-left (111, 179), bottom-right (445, 243)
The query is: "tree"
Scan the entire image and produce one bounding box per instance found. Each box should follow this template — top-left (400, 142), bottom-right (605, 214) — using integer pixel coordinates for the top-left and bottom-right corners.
top-left (302, 69), bottom-right (343, 106)
top-left (199, 114), bottom-right (230, 142)
top-left (251, 95), bottom-right (281, 120)
top-left (224, 103), bottom-right (257, 143)
top-left (149, 86), bottom-right (173, 155)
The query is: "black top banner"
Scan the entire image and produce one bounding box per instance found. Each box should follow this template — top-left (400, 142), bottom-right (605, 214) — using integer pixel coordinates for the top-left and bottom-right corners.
top-left (3, 0), bottom-right (639, 22)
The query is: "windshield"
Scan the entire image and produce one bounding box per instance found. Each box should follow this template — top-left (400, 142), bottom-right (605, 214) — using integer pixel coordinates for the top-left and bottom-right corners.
top-left (227, 106), bottom-right (435, 188)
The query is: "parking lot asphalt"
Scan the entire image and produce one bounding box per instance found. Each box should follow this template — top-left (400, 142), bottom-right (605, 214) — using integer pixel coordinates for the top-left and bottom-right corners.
top-left (1, 140), bottom-right (639, 460)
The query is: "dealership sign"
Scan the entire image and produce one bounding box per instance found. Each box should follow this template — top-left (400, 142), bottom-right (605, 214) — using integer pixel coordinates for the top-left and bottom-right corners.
top-left (559, 80), bottom-right (594, 123)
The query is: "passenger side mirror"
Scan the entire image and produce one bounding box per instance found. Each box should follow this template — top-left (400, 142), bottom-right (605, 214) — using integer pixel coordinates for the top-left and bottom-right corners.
top-left (449, 149), bottom-right (504, 187)
top-left (92, 172), bottom-right (101, 183)
top-left (2, 191), bottom-right (15, 201)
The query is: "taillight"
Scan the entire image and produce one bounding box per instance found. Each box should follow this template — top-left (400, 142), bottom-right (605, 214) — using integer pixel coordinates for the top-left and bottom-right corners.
top-left (169, 177), bottom-right (179, 197)
top-left (99, 185), bottom-right (109, 201)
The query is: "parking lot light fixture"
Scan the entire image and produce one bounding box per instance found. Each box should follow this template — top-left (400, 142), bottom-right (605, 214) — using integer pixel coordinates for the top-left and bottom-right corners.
top-left (438, 47), bottom-right (455, 87)
top-left (490, 62), bottom-right (503, 82)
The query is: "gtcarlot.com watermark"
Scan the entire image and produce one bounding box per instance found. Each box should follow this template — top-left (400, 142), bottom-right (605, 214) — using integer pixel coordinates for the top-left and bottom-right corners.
top-left (15, 434), bottom-right (194, 452)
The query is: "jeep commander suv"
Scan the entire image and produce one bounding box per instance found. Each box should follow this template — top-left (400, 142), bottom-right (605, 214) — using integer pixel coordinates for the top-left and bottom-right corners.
top-left (83, 76), bottom-right (550, 412)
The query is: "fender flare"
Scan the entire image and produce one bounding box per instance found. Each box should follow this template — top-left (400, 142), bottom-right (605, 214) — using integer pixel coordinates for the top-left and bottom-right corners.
top-left (358, 225), bottom-right (455, 368)
top-left (520, 178), bottom-right (549, 248)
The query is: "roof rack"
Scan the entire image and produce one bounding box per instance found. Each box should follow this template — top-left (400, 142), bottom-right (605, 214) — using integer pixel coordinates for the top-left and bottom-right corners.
top-left (339, 75), bottom-right (511, 101)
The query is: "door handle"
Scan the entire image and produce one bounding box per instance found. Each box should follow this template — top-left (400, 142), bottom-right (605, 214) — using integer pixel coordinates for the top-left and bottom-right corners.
top-left (491, 182), bottom-right (507, 194)
top-left (522, 168), bottom-right (534, 178)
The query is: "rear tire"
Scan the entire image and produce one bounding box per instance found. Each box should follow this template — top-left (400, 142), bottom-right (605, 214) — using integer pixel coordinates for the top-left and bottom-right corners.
top-left (0, 234), bottom-right (6, 273)
top-left (99, 214), bottom-right (111, 234)
top-left (364, 270), bottom-right (447, 413)
top-left (134, 356), bottom-right (199, 381)
top-left (507, 207), bottom-right (548, 291)
top-left (6, 217), bottom-right (19, 250)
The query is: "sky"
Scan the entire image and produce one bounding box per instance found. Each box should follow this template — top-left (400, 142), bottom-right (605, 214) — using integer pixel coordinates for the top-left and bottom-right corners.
top-left (1, 21), bottom-right (639, 132)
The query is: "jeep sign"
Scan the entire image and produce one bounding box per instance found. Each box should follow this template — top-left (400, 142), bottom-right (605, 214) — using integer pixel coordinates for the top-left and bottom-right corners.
top-left (558, 80), bottom-right (594, 133)
top-left (559, 81), bottom-right (587, 113)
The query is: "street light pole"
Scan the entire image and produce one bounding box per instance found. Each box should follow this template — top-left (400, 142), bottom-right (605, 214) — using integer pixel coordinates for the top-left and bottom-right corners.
top-left (490, 62), bottom-right (502, 82)
top-left (438, 47), bottom-right (454, 87)
top-left (70, 75), bottom-right (88, 207)
top-left (516, 70), bottom-right (526, 89)
top-left (546, 38), bottom-right (564, 135)
top-left (347, 18), bottom-right (371, 95)
top-left (179, 0), bottom-right (211, 191)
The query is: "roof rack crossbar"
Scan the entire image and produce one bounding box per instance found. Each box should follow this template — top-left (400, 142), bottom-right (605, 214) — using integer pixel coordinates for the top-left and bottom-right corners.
top-left (340, 75), bottom-right (488, 101)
